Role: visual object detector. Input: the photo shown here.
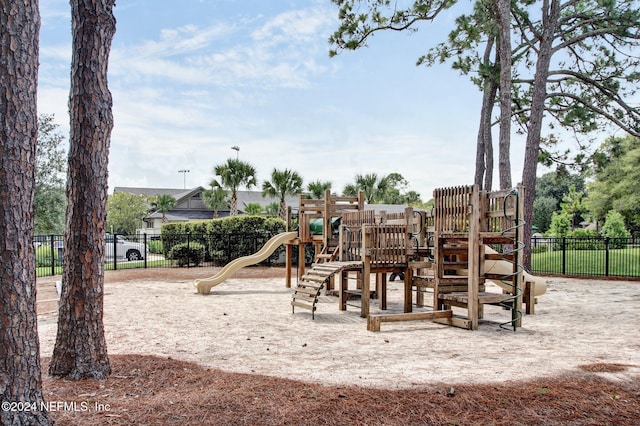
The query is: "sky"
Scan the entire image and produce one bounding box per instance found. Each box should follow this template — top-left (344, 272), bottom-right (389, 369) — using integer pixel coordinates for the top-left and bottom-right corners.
top-left (39, 0), bottom-right (529, 200)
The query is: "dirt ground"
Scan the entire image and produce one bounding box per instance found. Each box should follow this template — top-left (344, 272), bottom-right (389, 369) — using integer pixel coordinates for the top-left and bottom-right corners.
top-left (37, 267), bottom-right (640, 425)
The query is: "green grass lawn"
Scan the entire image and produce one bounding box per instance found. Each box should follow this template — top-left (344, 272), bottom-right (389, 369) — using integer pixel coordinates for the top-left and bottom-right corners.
top-left (36, 258), bottom-right (176, 277)
top-left (532, 247), bottom-right (640, 277)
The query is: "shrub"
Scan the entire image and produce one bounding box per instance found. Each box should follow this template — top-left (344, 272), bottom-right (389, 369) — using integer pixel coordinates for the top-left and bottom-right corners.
top-left (548, 211), bottom-right (571, 237)
top-left (169, 242), bottom-right (205, 267)
top-left (148, 240), bottom-right (163, 254)
top-left (531, 245), bottom-right (548, 254)
top-left (161, 216), bottom-right (288, 265)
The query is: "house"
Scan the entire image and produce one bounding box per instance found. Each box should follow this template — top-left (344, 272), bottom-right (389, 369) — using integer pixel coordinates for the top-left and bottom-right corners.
top-left (114, 186), bottom-right (421, 238)
top-left (113, 186), bottom-right (298, 237)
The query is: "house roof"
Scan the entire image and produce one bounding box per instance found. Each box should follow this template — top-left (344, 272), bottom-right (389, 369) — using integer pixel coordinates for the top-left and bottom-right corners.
top-left (146, 210), bottom-right (220, 221)
top-left (114, 186), bottom-right (203, 200)
top-left (115, 186), bottom-right (298, 209)
top-left (114, 186), bottom-right (420, 219)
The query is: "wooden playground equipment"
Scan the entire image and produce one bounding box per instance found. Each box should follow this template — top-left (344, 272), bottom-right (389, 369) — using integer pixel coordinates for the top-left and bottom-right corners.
top-left (288, 185), bottom-right (540, 331)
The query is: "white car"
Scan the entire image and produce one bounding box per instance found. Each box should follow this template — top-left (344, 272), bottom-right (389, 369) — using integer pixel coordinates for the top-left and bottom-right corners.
top-left (105, 234), bottom-right (148, 261)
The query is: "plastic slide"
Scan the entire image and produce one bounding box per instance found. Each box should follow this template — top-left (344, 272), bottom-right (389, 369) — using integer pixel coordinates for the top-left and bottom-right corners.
top-left (194, 231), bottom-right (297, 294)
top-left (483, 246), bottom-right (547, 296)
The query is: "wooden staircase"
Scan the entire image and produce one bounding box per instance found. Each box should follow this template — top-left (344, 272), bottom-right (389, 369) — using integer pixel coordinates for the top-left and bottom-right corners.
top-left (291, 261), bottom-right (363, 319)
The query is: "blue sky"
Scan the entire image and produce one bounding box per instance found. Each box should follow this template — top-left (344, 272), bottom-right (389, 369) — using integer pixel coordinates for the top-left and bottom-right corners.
top-left (39, 0), bottom-right (528, 200)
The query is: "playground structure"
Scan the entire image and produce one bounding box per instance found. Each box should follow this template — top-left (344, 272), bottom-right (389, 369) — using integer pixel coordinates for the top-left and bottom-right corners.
top-left (193, 185), bottom-right (545, 331)
top-left (288, 185), bottom-right (544, 330)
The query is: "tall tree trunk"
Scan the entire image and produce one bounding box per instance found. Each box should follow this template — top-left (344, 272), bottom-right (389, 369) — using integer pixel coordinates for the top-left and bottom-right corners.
top-left (496, 0), bottom-right (512, 189)
top-left (49, 0), bottom-right (116, 380)
top-left (475, 37), bottom-right (498, 191)
top-left (521, 0), bottom-right (560, 270)
top-left (230, 191), bottom-right (238, 216)
top-left (0, 1), bottom-right (51, 424)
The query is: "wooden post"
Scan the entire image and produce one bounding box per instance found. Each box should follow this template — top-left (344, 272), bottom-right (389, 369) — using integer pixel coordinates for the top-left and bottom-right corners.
top-left (361, 224), bottom-right (371, 318)
top-left (376, 273), bottom-right (387, 310)
top-left (323, 189), bottom-right (331, 249)
top-left (468, 185), bottom-right (481, 330)
top-left (298, 242), bottom-right (306, 279)
top-left (404, 266), bottom-right (412, 313)
top-left (339, 270), bottom-right (348, 311)
top-left (285, 243), bottom-right (292, 288)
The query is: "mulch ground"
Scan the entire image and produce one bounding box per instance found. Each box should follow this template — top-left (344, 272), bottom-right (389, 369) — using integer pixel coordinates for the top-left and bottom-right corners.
top-left (39, 267), bottom-right (640, 425)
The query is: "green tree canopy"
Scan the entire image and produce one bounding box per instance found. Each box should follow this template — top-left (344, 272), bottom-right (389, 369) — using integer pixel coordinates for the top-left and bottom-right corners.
top-left (262, 168), bottom-right (303, 220)
top-left (343, 172), bottom-right (421, 204)
top-left (211, 158), bottom-right (257, 216)
top-left (107, 192), bottom-right (149, 235)
top-left (586, 135), bottom-right (640, 234)
top-left (243, 202), bottom-right (263, 215)
top-left (151, 194), bottom-right (177, 223)
top-left (264, 202), bottom-right (279, 217)
top-left (559, 185), bottom-right (588, 231)
top-left (203, 186), bottom-right (228, 218)
top-left (35, 114), bottom-right (67, 234)
top-left (533, 170), bottom-right (586, 232)
top-left (307, 179), bottom-right (332, 199)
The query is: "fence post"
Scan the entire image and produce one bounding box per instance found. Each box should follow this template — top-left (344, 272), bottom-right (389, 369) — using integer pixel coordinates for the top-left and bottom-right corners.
top-left (605, 237), bottom-right (610, 277)
top-left (50, 234), bottom-right (56, 277)
top-left (562, 237), bottom-right (567, 275)
top-left (113, 234), bottom-right (118, 271)
top-left (143, 233), bottom-right (148, 269)
top-left (186, 232), bottom-right (191, 269)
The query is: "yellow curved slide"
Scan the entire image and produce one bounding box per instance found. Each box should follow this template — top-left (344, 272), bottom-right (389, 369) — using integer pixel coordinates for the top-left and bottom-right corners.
top-left (484, 246), bottom-right (547, 296)
top-left (194, 231), bottom-right (297, 294)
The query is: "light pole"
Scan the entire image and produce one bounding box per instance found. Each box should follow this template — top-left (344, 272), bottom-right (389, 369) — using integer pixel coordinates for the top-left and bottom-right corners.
top-left (178, 169), bottom-right (190, 189)
top-left (231, 145), bottom-right (240, 160)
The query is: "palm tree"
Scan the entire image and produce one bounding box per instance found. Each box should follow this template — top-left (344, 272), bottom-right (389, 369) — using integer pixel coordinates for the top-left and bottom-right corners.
top-left (212, 158), bottom-right (257, 216)
top-left (243, 202), bottom-right (263, 215)
top-left (343, 173), bottom-right (386, 203)
top-left (262, 168), bottom-right (303, 220)
top-left (264, 202), bottom-right (280, 217)
top-left (203, 186), bottom-right (228, 218)
top-left (307, 179), bottom-right (332, 199)
top-left (151, 194), bottom-right (177, 223)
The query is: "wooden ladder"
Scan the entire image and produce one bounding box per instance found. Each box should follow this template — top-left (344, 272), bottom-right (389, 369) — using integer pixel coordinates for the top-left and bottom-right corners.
top-left (291, 261), bottom-right (363, 319)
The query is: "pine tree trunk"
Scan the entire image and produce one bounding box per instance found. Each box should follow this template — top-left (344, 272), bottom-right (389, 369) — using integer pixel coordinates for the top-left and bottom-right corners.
top-left (522, 0), bottom-right (560, 270)
top-left (474, 41), bottom-right (498, 191)
top-left (49, 0), bottom-right (116, 381)
top-left (496, 0), bottom-right (512, 190)
top-left (0, 1), bottom-right (52, 424)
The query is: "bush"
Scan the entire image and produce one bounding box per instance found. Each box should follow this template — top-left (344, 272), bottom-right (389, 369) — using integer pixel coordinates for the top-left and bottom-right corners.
top-left (531, 245), bottom-right (548, 254)
top-left (601, 210), bottom-right (631, 249)
top-left (148, 240), bottom-right (163, 254)
top-left (169, 242), bottom-right (205, 267)
top-left (162, 215), bottom-right (287, 265)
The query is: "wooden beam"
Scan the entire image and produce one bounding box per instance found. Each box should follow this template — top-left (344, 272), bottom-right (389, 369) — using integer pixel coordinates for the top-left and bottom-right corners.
top-left (367, 310), bottom-right (453, 332)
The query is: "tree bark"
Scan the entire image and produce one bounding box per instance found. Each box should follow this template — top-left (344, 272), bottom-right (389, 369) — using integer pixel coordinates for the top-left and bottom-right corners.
top-left (521, 0), bottom-right (560, 270)
top-left (0, 1), bottom-right (52, 424)
top-left (496, 0), bottom-right (512, 189)
top-left (474, 39), bottom-right (497, 191)
top-left (49, 0), bottom-right (116, 380)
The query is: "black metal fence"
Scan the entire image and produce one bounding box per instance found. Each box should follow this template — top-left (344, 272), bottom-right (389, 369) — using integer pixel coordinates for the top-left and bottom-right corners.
top-left (530, 236), bottom-right (640, 278)
top-left (34, 232), bottom-right (287, 278)
top-left (35, 234), bottom-right (640, 279)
